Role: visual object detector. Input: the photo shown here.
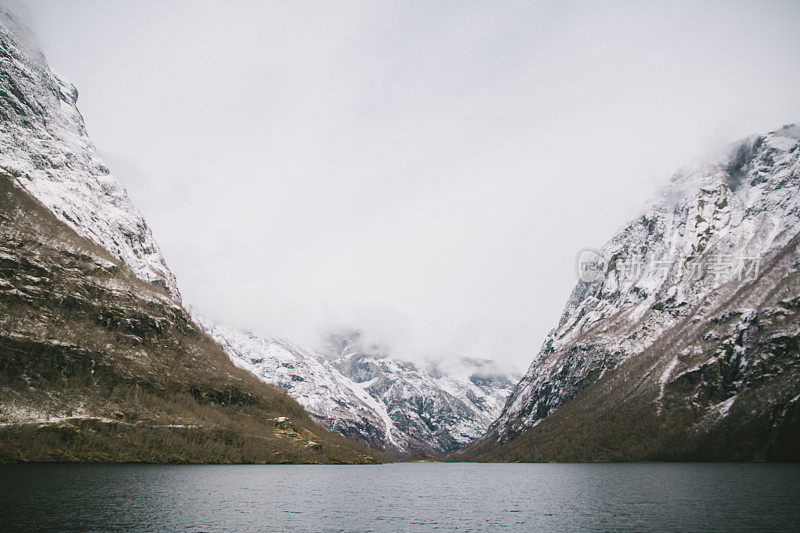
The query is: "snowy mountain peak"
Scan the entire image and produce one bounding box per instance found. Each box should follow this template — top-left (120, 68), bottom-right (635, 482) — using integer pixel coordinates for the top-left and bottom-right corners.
top-left (0, 8), bottom-right (180, 300)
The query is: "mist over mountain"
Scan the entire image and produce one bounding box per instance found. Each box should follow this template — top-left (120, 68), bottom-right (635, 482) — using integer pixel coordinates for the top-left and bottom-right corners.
top-left (195, 320), bottom-right (517, 457)
top-left (456, 126), bottom-right (800, 462)
top-left (9, 1), bottom-right (800, 372)
top-left (2, 2), bottom-right (800, 530)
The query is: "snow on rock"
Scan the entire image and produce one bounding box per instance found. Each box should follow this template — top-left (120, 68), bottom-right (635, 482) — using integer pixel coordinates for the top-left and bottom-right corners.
top-left (326, 331), bottom-right (518, 454)
top-left (0, 9), bottom-right (180, 300)
top-left (195, 316), bottom-right (516, 455)
top-left (490, 124), bottom-right (800, 441)
top-left (194, 315), bottom-right (413, 454)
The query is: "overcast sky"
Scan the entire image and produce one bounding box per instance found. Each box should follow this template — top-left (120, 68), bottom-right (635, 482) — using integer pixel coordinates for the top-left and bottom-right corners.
top-left (8, 0), bottom-right (800, 371)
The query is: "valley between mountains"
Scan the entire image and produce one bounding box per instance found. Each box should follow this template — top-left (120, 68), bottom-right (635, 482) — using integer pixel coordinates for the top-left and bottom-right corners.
top-left (1, 7), bottom-right (797, 463)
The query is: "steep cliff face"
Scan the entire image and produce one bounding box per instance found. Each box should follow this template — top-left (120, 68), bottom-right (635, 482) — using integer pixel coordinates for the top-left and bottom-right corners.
top-left (459, 126), bottom-right (800, 461)
top-left (0, 9), bottom-right (180, 300)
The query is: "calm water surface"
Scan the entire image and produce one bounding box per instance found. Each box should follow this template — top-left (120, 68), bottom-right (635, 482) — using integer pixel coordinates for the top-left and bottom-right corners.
top-left (1, 463), bottom-right (798, 531)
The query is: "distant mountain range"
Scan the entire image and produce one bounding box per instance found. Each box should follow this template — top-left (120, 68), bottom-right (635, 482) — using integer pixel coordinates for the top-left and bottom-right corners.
top-left (196, 320), bottom-right (516, 457)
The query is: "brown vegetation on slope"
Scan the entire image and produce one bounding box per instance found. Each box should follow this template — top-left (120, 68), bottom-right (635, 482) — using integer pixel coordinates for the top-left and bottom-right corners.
top-left (0, 173), bottom-right (387, 463)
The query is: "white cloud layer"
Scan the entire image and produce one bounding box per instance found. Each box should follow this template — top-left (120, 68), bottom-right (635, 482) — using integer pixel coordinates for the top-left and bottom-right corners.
top-left (10, 0), bottom-right (800, 369)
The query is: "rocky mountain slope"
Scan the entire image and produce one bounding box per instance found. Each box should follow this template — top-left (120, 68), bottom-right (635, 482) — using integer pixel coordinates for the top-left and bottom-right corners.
top-left (0, 9), bottom-right (381, 464)
top-left (0, 9), bottom-right (180, 300)
top-left (196, 321), bottom-right (516, 456)
top-left (0, 171), bottom-right (381, 463)
top-left (456, 125), bottom-right (800, 461)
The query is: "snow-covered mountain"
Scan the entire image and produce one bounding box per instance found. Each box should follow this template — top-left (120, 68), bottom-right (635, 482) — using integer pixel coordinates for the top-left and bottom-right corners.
top-left (326, 332), bottom-right (516, 454)
top-left (466, 125), bottom-right (800, 461)
top-left (0, 9), bottom-right (180, 301)
top-left (196, 319), bottom-right (516, 456)
top-left (194, 316), bottom-right (411, 453)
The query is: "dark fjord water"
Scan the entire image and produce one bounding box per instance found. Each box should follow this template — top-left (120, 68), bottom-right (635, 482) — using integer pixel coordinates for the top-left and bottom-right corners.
top-left (1, 463), bottom-right (798, 532)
